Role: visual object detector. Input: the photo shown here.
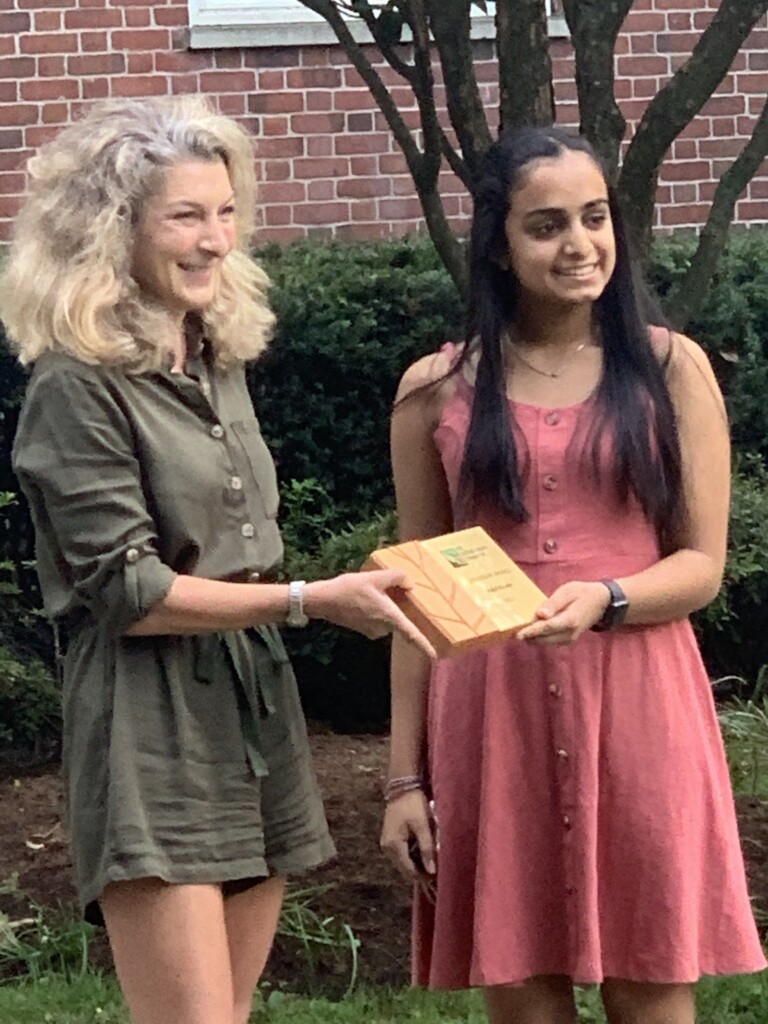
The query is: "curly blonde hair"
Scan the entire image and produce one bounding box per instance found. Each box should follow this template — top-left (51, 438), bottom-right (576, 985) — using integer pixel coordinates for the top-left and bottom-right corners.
top-left (0, 95), bottom-right (274, 370)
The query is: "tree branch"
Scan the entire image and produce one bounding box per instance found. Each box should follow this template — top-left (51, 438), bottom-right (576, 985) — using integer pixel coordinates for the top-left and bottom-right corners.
top-left (425, 0), bottom-right (493, 180)
top-left (619, 0), bottom-right (768, 259)
top-left (496, 0), bottom-right (555, 131)
top-left (561, 0), bottom-right (632, 178)
top-left (665, 93), bottom-right (768, 329)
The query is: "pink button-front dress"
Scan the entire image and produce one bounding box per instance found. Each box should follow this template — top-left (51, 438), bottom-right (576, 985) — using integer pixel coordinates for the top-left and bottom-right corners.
top-left (413, 364), bottom-right (766, 989)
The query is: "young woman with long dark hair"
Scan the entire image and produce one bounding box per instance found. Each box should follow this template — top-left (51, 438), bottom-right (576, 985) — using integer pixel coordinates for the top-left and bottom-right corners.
top-left (380, 126), bottom-right (765, 1024)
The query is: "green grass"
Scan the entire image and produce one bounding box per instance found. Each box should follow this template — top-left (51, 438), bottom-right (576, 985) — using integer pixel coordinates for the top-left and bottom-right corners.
top-left (0, 972), bottom-right (767, 1024)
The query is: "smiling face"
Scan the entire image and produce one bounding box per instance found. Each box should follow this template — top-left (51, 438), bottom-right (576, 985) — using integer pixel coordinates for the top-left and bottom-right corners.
top-left (131, 158), bottom-right (237, 322)
top-left (502, 149), bottom-right (616, 309)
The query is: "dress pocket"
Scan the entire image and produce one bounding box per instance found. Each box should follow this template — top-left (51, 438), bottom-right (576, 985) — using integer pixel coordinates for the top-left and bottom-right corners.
top-left (229, 420), bottom-right (280, 520)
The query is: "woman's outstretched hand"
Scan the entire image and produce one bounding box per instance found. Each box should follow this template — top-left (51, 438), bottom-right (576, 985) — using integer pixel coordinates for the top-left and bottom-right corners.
top-left (304, 569), bottom-right (437, 660)
top-left (517, 580), bottom-right (611, 645)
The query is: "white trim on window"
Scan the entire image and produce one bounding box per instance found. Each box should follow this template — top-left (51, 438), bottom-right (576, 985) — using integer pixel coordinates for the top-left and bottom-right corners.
top-left (188, 1), bottom-right (568, 50)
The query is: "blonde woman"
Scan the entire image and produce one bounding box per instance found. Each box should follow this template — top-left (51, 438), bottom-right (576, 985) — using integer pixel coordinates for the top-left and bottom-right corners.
top-left (2, 96), bottom-right (433, 1024)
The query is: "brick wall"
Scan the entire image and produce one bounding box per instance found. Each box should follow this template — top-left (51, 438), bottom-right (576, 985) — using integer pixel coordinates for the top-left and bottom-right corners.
top-left (0, 0), bottom-right (766, 245)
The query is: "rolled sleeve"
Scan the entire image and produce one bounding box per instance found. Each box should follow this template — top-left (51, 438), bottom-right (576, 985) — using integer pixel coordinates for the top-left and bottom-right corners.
top-left (13, 364), bottom-right (177, 633)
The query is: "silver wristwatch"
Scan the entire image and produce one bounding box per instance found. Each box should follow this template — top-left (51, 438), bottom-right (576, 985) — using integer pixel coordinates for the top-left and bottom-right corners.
top-left (286, 579), bottom-right (309, 628)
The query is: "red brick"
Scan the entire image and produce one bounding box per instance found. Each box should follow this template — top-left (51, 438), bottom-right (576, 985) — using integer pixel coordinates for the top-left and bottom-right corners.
top-left (68, 53), bottom-right (125, 75)
top-left (0, 194), bottom-right (26, 217)
top-left (392, 175), bottom-right (417, 196)
top-left (20, 32), bottom-right (78, 54)
top-left (22, 76), bottom-right (79, 101)
top-left (307, 136), bottom-right (333, 157)
top-left (306, 91), bottom-right (332, 112)
top-left (308, 180), bottom-right (335, 201)
top-left (111, 75), bottom-right (168, 97)
top-left (248, 92), bottom-right (303, 115)
top-left (81, 31), bottom-right (109, 52)
top-left (111, 29), bottom-right (170, 49)
top-left (656, 32), bottom-right (700, 53)
top-left (0, 10), bottom-right (31, 31)
top-left (155, 50), bottom-right (210, 73)
top-left (243, 49), bottom-right (296, 70)
top-left (617, 55), bottom-right (669, 76)
top-left (711, 116), bottom-right (738, 136)
top-left (350, 199), bottom-right (378, 222)
top-left (127, 52), bottom-right (153, 74)
top-left (153, 7), bottom-right (188, 26)
top-left (170, 27), bottom-right (190, 48)
top-left (674, 140), bottom-right (698, 160)
top-left (64, 8), bottom-right (121, 28)
top-left (258, 181), bottom-right (305, 204)
top-left (41, 101), bottom-right (69, 124)
top-left (656, 0), bottom-right (705, 8)
top-left (379, 197), bottom-right (423, 220)
top-left (17, 0), bottom-right (76, 8)
top-left (254, 136), bottom-right (304, 159)
top-left (257, 70), bottom-right (285, 91)
top-left (737, 115), bottom-right (758, 135)
top-left (0, 37), bottom-right (13, 56)
top-left (293, 201), bottom-right (350, 224)
top-left (660, 160), bottom-right (710, 182)
top-left (737, 73), bottom-right (768, 95)
top-left (125, 8), bottom-right (151, 27)
top-left (672, 183), bottom-right (697, 203)
top-left (625, 10), bottom-right (666, 31)
top-left (632, 77), bottom-right (662, 100)
top-left (748, 179), bottom-right (768, 199)
top-left (0, 171), bottom-right (25, 193)
top-left (736, 201), bottom-right (768, 221)
top-left (262, 115), bottom-right (289, 136)
top-left (0, 57), bottom-right (35, 79)
top-left (347, 112), bottom-right (373, 132)
top-left (380, 153), bottom-right (407, 174)
top-left (170, 74), bottom-right (200, 95)
top-left (0, 150), bottom-right (30, 171)
top-left (24, 125), bottom-right (60, 148)
top-left (218, 94), bottom-right (246, 116)
top-left (259, 226), bottom-right (305, 244)
top-left (286, 67), bottom-right (341, 89)
top-left (667, 12), bottom-right (693, 30)
top-left (82, 78), bottom-right (109, 99)
top-left (290, 113), bottom-right (344, 134)
top-left (335, 132), bottom-right (392, 155)
top-left (337, 177), bottom-right (390, 199)
top-left (292, 156), bottom-right (346, 180)
top-left (699, 137), bottom-right (746, 159)
top-left (263, 160), bottom-right (291, 182)
top-left (300, 47), bottom-right (334, 68)
top-left (199, 71), bottom-right (256, 92)
top-left (338, 222), bottom-right (390, 241)
top-left (749, 51), bottom-right (768, 71)
top-left (0, 80), bottom-right (17, 101)
top-left (0, 129), bottom-right (24, 150)
top-left (263, 203), bottom-right (292, 227)
top-left (214, 51), bottom-right (243, 70)
top-left (1, 103), bottom-right (38, 126)
top-left (630, 33), bottom-right (658, 55)
top-left (333, 89), bottom-right (374, 112)
top-left (350, 155), bottom-right (378, 176)
top-left (658, 204), bottom-right (706, 227)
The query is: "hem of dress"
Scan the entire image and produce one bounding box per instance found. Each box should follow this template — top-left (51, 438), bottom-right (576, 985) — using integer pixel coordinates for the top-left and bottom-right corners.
top-left (414, 957), bottom-right (768, 991)
top-left (80, 835), bottom-right (337, 927)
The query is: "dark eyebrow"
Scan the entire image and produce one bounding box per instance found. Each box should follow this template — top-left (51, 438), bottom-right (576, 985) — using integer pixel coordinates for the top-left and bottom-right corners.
top-left (523, 198), bottom-right (609, 220)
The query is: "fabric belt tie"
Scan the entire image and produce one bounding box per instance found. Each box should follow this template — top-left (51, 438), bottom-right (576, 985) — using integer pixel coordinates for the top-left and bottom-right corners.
top-left (192, 623), bottom-right (290, 778)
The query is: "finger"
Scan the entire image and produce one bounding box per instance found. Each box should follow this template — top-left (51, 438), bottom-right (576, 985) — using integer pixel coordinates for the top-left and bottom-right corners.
top-left (388, 606), bottom-right (437, 660)
top-left (411, 822), bottom-right (436, 875)
top-left (369, 568), bottom-right (413, 593)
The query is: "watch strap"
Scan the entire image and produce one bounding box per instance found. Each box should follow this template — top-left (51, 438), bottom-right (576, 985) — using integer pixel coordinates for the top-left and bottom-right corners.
top-left (591, 578), bottom-right (629, 632)
top-left (287, 579), bottom-right (309, 627)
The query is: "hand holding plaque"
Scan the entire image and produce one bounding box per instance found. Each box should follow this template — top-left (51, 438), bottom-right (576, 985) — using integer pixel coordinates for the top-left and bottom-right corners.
top-left (364, 526), bottom-right (546, 658)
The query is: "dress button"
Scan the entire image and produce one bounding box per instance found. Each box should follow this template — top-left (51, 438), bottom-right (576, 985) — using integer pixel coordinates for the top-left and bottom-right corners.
top-left (548, 683), bottom-right (561, 697)
top-left (230, 476), bottom-right (243, 491)
top-left (200, 381), bottom-right (211, 397)
top-left (125, 547), bottom-right (140, 564)
top-left (563, 815), bottom-right (572, 829)
top-left (543, 538), bottom-right (559, 554)
top-left (543, 474), bottom-right (558, 491)
top-left (544, 411), bottom-right (561, 426)
top-left (247, 571), bottom-right (261, 583)
top-left (565, 885), bottom-right (576, 896)
top-left (241, 523), bottom-right (255, 539)
top-left (556, 748), bottom-right (569, 761)
top-left (210, 424), bottom-right (224, 439)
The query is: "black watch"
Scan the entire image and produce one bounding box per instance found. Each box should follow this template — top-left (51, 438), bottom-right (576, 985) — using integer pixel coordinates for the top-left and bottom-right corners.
top-left (591, 579), bottom-right (629, 632)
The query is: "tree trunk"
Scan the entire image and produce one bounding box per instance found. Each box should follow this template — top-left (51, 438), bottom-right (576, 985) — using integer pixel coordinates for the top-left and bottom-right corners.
top-left (561, 0), bottom-right (632, 179)
top-left (495, 0), bottom-right (555, 131)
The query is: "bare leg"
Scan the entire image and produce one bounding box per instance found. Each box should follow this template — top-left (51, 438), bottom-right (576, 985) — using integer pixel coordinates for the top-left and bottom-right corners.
top-left (224, 876), bottom-right (286, 1024)
top-left (602, 979), bottom-right (696, 1024)
top-left (484, 975), bottom-right (578, 1024)
top-left (100, 878), bottom-right (233, 1024)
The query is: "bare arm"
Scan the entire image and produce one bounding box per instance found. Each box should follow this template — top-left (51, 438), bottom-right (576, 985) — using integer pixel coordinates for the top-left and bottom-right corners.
top-left (381, 353), bottom-right (455, 877)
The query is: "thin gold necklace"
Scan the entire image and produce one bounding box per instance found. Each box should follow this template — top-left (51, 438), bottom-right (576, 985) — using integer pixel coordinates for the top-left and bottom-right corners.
top-left (508, 339), bottom-right (587, 379)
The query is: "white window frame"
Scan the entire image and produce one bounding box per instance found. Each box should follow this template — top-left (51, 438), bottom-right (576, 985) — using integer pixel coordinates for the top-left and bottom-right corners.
top-left (188, 1), bottom-right (568, 51)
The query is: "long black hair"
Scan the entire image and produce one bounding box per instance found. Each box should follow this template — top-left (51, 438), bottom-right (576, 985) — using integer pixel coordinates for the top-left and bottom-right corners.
top-left (453, 125), bottom-right (684, 554)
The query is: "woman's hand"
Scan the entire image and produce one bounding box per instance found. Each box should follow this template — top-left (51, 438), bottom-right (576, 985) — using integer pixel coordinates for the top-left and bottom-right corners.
top-left (380, 789), bottom-right (437, 900)
top-left (304, 570), bottom-right (437, 660)
top-left (517, 580), bottom-right (611, 645)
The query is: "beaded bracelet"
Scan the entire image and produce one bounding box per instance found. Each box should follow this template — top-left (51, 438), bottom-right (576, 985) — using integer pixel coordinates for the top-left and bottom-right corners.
top-left (383, 774), bottom-right (424, 804)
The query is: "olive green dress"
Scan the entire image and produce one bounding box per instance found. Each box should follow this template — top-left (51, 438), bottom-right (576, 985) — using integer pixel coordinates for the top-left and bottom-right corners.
top-left (12, 344), bottom-right (334, 923)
